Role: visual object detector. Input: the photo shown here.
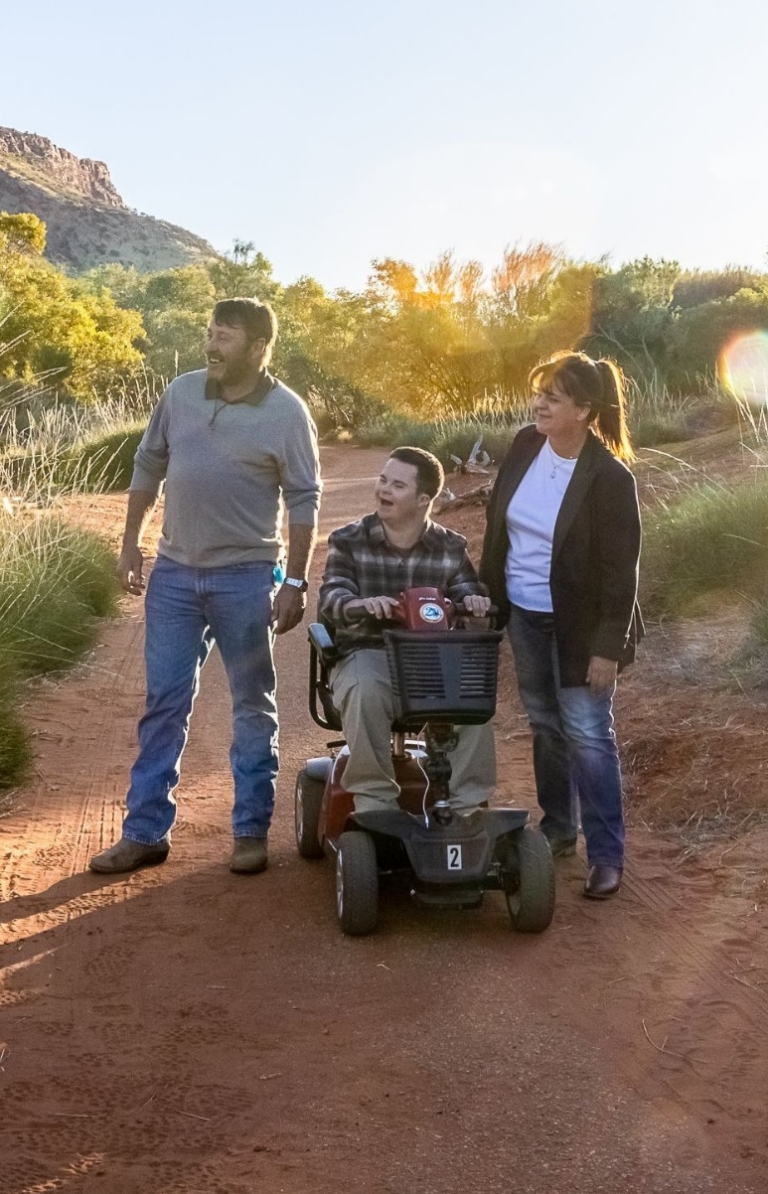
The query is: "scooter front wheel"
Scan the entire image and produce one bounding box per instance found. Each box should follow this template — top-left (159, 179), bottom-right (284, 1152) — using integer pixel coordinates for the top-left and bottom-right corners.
top-left (295, 769), bottom-right (325, 859)
top-left (504, 826), bottom-right (555, 933)
top-left (336, 831), bottom-right (378, 936)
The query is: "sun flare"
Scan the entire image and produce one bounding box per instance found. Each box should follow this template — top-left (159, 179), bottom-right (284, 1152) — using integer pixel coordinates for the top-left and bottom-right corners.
top-left (719, 330), bottom-right (768, 404)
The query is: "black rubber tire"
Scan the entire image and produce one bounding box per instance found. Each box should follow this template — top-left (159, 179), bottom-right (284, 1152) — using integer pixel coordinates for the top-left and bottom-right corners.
top-left (336, 831), bottom-right (379, 936)
top-left (294, 769), bottom-right (325, 859)
top-left (504, 826), bottom-right (556, 933)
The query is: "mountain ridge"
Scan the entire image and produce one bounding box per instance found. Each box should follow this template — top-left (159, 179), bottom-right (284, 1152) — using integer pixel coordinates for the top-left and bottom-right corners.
top-left (0, 127), bottom-right (218, 273)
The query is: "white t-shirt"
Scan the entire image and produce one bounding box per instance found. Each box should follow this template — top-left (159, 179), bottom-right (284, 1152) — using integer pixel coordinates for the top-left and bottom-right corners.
top-left (505, 440), bottom-right (578, 612)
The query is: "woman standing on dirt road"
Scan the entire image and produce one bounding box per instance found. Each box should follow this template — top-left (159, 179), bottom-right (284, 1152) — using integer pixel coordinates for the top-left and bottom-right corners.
top-left (480, 351), bottom-right (643, 900)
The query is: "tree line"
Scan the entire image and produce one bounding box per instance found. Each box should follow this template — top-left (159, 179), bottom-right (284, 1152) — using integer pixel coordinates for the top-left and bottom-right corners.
top-left (2, 212), bottom-right (767, 418)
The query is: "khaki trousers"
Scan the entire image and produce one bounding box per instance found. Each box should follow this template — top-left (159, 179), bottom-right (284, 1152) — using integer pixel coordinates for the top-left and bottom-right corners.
top-left (330, 649), bottom-right (496, 814)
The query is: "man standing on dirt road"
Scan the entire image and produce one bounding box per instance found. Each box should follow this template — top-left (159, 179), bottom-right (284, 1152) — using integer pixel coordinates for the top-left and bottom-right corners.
top-left (89, 297), bottom-right (321, 877)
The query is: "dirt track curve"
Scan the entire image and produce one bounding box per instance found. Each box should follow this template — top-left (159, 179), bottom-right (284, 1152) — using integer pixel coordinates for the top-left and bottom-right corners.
top-left (1, 446), bottom-right (767, 1194)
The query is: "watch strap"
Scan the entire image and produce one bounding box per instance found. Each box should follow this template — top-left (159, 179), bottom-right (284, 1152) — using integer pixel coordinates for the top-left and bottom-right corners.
top-left (284, 576), bottom-right (308, 592)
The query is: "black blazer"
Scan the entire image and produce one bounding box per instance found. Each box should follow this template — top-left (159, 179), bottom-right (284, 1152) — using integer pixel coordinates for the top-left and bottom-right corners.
top-left (479, 425), bottom-right (643, 687)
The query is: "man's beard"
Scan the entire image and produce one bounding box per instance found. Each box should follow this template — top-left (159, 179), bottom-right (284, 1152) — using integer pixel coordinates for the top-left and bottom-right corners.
top-left (208, 355), bottom-right (251, 385)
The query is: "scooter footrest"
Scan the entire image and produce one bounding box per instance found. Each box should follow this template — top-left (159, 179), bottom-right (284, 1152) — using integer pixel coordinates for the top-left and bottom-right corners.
top-left (411, 885), bottom-right (484, 909)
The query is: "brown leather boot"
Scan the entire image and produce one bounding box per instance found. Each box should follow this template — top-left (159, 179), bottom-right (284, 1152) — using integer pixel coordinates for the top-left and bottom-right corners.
top-left (229, 837), bottom-right (268, 874)
top-left (89, 837), bottom-right (169, 874)
top-left (584, 864), bottom-right (622, 899)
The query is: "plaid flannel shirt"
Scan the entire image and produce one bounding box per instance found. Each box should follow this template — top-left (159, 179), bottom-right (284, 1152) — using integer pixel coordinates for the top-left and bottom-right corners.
top-left (318, 513), bottom-right (486, 655)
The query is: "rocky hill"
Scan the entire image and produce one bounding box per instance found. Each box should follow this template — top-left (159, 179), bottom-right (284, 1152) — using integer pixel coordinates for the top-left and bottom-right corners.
top-left (0, 127), bottom-right (217, 272)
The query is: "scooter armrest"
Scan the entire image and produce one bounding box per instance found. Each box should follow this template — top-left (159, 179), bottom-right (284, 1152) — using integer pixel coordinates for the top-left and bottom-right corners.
top-left (308, 622), bottom-right (339, 666)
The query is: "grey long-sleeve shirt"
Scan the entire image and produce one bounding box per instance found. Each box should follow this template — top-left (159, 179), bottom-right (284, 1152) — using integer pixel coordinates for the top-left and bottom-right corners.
top-left (131, 369), bottom-right (321, 568)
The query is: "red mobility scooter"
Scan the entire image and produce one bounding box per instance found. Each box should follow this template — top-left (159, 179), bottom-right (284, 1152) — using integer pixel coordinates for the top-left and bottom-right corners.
top-left (294, 588), bottom-right (555, 936)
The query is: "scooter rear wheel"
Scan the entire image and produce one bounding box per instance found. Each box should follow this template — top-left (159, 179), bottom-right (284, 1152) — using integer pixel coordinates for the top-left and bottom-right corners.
top-left (295, 769), bottom-right (325, 859)
top-left (336, 831), bottom-right (379, 936)
top-left (504, 826), bottom-right (555, 933)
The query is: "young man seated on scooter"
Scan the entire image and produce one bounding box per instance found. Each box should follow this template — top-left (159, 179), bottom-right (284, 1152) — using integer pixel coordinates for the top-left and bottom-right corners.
top-left (317, 446), bottom-right (496, 814)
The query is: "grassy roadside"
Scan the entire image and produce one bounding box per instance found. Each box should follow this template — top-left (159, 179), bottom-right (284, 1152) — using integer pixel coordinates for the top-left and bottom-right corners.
top-left (0, 394), bottom-right (134, 791)
top-left (0, 506), bottom-right (120, 790)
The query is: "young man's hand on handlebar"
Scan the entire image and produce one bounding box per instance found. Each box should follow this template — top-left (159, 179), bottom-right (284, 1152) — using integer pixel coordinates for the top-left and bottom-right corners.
top-left (344, 595), bottom-right (402, 621)
top-left (462, 595), bottom-right (492, 617)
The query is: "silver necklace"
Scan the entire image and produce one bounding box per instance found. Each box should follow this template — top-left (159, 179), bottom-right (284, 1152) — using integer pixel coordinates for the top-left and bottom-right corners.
top-left (546, 441), bottom-right (578, 479)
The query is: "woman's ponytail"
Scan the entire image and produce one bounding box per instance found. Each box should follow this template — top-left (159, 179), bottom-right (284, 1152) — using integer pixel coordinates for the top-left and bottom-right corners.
top-left (593, 359), bottom-right (634, 464)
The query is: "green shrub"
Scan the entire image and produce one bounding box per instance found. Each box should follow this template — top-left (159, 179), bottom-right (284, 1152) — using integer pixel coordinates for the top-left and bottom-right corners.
top-left (628, 378), bottom-right (738, 448)
top-left (355, 413), bottom-right (433, 449)
top-left (631, 409), bottom-right (694, 448)
top-left (0, 510), bottom-right (120, 788)
top-left (642, 478), bottom-right (768, 614)
top-left (0, 517), bottom-right (118, 674)
top-left (0, 658), bottom-right (30, 791)
top-left (429, 418), bottom-right (520, 467)
top-left (355, 409), bottom-right (522, 465)
top-left (1, 404), bottom-right (147, 496)
top-left (749, 598), bottom-right (768, 647)
top-left (62, 425), bottom-right (145, 491)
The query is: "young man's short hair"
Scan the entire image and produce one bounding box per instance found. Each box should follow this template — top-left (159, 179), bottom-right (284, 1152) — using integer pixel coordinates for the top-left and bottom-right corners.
top-left (389, 446), bottom-right (444, 500)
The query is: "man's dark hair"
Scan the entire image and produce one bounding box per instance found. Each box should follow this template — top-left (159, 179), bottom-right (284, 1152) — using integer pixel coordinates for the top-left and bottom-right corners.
top-left (212, 297), bottom-right (278, 362)
top-left (389, 446), bottom-right (444, 500)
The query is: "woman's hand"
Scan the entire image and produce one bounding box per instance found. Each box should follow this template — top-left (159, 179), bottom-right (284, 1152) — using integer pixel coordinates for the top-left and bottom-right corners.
top-left (462, 594), bottom-right (492, 617)
top-left (586, 655), bottom-right (618, 693)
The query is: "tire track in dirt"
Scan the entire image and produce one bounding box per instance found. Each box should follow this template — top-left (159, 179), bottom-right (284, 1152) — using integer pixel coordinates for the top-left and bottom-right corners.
top-left (547, 842), bottom-right (768, 1176)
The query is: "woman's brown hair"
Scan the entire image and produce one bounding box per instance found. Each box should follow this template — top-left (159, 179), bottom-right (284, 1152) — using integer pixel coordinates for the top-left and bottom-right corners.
top-left (529, 351), bottom-right (635, 464)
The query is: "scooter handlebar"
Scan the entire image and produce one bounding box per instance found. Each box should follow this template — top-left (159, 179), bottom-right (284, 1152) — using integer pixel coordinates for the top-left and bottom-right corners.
top-left (343, 597), bottom-right (497, 627)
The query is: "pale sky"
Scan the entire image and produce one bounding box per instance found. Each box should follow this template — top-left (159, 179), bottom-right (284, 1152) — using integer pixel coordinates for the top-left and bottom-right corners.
top-left (2, 0), bottom-right (766, 290)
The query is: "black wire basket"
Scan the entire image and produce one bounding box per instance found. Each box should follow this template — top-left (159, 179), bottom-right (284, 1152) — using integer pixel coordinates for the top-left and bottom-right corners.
top-left (383, 629), bottom-right (503, 725)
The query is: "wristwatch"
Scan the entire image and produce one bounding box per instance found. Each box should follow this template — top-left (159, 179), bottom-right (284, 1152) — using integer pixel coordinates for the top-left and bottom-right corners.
top-left (283, 576), bottom-right (308, 593)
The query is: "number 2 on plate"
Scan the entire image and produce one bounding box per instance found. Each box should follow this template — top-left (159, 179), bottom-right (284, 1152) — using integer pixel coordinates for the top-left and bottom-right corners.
top-left (447, 844), bottom-right (462, 871)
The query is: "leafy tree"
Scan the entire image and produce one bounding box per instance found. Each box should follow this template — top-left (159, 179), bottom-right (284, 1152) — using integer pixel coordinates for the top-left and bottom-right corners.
top-left (673, 268), bottom-right (763, 310)
top-left (84, 261), bottom-right (216, 379)
top-left (490, 242), bottom-right (561, 320)
top-left (208, 240), bottom-right (280, 302)
top-left (583, 257), bottom-right (681, 381)
top-left (367, 259), bottom-right (419, 309)
top-left (0, 212), bottom-right (47, 255)
top-left (667, 287), bottom-right (768, 387)
top-left (0, 214), bottom-right (143, 400)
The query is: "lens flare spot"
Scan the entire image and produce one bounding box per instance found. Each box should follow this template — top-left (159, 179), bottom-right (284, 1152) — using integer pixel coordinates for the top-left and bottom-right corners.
top-left (719, 331), bottom-right (768, 404)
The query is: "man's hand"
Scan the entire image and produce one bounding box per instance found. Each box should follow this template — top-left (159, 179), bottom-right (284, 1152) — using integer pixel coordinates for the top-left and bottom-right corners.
top-left (117, 545), bottom-right (145, 596)
top-left (586, 655), bottom-right (618, 694)
top-left (272, 584), bottom-right (307, 635)
top-left (462, 594), bottom-right (491, 618)
top-left (344, 595), bottom-right (401, 621)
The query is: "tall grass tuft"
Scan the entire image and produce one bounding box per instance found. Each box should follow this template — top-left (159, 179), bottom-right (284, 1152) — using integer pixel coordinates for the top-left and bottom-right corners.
top-left (0, 514), bottom-right (117, 674)
top-left (355, 389), bottom-right (527, 465)
top-left (627, 374), bottom-right (738, 447)
top-left (0, 383), bottom-right (129, 789)
top-left (0, 490), bottom-right (120, 791)
top-left (1, 390), bottom-right (149, 496)
top-left (641, 477), bottom-right (768, 615)
top-left (0, 653), bottom-right (31, 788)
top-left (0, 502), bottom-right (120, 789)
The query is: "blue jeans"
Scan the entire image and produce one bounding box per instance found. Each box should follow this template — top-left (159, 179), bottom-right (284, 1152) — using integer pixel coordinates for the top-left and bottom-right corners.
top-left (124, 556), bottom-right (278, 844)
top-left (507, 605), bottom-right (625, 868)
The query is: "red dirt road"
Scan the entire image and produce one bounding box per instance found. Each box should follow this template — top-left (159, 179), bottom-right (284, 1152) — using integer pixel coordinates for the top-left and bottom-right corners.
top-left (1, 447), bottom-right (767, 1193)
